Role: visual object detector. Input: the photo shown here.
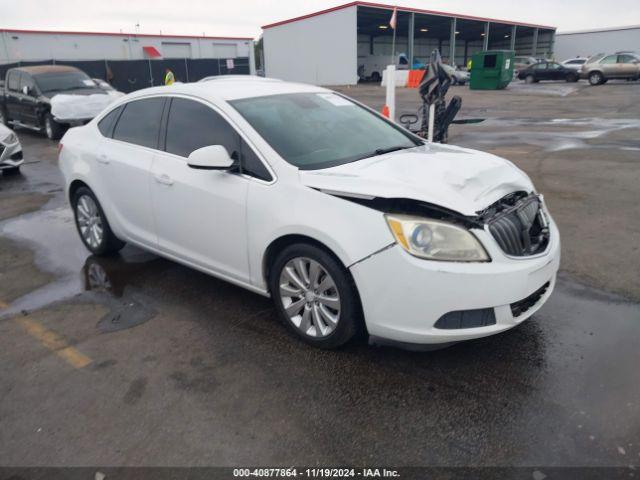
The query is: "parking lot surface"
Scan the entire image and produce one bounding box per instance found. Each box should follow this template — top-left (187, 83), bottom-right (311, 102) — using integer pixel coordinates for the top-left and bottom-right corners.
top-left (1, 81), bottom-right (639, 467)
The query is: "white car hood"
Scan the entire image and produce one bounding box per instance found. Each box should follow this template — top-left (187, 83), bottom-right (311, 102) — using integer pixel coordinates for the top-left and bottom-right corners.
top-left (299, 144), bottom-right (534, 216)
top-left (50, 92), bottom-right (123, 121)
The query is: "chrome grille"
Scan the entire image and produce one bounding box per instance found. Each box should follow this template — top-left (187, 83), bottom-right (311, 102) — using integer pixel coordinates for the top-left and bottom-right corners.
top-left (487, 195), bottom-right (550, 257)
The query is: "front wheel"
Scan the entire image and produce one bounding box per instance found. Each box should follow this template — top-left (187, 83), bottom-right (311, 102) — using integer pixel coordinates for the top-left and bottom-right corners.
top-left (72, 186), bottom-right (125, 256)
top-left (44, 113), bottom-right (64, 140)
top-left (269, 244), bottom-right (362, 349)
top-left (589, 71), bottom-right (604, 85)
top-left (525, 75), bottom-right (535, 84)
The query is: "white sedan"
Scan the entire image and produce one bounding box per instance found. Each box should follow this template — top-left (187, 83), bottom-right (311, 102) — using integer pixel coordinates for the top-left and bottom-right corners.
top-left (58, 78), bottom-right (560, 350)
top-left (0, 123), bottom-right (23, 174)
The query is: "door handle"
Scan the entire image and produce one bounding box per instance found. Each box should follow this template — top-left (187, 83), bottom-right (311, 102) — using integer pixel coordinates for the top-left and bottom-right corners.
top-left (154, 173), bottom-right (174, 186)
top-left (97, 154), bottom-right (110, 164)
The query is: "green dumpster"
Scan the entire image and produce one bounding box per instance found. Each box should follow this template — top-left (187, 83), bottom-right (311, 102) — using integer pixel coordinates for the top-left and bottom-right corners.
top-left (469, 50), bottom-right (515, 90)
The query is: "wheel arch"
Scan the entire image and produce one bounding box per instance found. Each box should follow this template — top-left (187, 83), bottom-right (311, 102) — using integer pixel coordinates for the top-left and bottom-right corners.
top-left (262, 233), bottom-right (364, 297)
top-left (68, 178), bottom-right (91, 203)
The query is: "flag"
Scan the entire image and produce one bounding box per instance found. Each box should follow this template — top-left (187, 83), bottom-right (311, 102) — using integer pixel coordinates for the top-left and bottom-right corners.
top-left (389, 7), bottom-right (397, 30)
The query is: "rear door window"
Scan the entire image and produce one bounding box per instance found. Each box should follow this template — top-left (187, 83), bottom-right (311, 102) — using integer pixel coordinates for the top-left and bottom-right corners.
top-left (600, 55), bottom-right (617, 64)
top-left (112, 98), bottom-right (165, 149)
top-left (618, 55), bottom-right (638, 63)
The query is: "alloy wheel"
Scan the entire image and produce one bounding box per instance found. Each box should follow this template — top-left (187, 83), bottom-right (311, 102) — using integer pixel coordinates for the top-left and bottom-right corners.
top-left (590, 72), bottom-right (602, 85)
top-left (278, 256), bottom-right (341, 338)
top-left (76, 194), bottom-right (104, 249)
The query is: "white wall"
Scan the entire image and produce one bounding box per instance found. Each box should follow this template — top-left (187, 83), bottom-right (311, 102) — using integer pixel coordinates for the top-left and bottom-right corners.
top-left (263, 5), bottom-right (358, 85)
top-left (555, 27), bottom-right (640, 61)
top-left (0, 30), bottom-right (251, 63)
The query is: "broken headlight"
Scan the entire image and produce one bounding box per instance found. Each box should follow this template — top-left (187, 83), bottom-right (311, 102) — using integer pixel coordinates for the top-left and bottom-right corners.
top-left (385, 214), bottom-right (490, 262)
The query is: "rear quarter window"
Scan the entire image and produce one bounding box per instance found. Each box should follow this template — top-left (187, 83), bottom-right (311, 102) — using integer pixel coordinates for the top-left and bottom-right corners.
top-left (97, 106), bottom-right (123, 138)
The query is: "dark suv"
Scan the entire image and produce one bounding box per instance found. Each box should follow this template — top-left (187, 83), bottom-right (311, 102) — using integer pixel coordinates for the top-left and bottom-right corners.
top-left (0, 65), bottom-right (109, 140)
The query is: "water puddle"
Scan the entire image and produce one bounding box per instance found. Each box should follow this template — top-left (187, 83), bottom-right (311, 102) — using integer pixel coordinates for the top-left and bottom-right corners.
top-left (0, 204), bottom-right (160, 331)
top-left (456, 117), bottom-right (640, 152)
top-left (506, 83), bottom-right (582, 97)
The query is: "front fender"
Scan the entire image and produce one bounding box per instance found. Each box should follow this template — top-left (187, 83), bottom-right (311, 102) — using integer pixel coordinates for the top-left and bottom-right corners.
top-left (247, 181), bottom-right (395, 290)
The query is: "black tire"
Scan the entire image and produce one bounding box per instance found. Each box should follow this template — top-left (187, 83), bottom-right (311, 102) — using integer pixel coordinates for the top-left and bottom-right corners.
top-left (269, 243), bottom-right (362, 349)
top-left (2, 166), bottom-right (21, 175)
top-left (525, 74), bottom-right (535, 84)
top-left (44, 113), bottom-right (64, 140)
top-left (370, 72), bottom-right (381, 83)
top-left (589, 71), bottom-right (604, 86)
top-left (566, 73), bottom-right (579, 82)
top-left (72, 186), bottom-right (125, 256)
top-left (0, 107), bottom-right (12, 129)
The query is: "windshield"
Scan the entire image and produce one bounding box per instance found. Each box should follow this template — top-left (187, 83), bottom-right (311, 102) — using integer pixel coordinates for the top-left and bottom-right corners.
top-left (34, 71), bottom-right (95, 93)
top-left (231, 92), bottom-right (421, 170)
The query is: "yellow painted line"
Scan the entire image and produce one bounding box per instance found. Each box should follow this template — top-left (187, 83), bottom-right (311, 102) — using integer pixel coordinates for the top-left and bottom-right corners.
top-left (16, 317), bottom-right (92, 369)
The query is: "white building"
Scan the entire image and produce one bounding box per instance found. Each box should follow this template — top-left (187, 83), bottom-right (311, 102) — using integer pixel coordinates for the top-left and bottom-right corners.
top-left (0, 28), bottom-right (254, 64)
top-left (554, 25), bottom-right (640, 62)
top-left (263, 1), bottom-right (556, 85)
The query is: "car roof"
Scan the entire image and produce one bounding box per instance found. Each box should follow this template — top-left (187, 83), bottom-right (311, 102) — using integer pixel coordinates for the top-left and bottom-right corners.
top-left (10, 65), bottom-right (81, 76)
top-left (124, 77), bottom-right (330, 102)
top-left (198, 75), bottom-right (282, 83)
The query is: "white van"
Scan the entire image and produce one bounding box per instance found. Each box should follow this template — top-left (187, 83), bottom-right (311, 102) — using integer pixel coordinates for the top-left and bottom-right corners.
top-left (358, 53), bottom-right (410, 82)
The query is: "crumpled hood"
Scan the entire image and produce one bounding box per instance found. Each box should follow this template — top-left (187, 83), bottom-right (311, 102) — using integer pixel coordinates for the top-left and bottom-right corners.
top-left (299, 144), bottom-right (535, 216)
top-left (50, 92), bottom-right (121, 121)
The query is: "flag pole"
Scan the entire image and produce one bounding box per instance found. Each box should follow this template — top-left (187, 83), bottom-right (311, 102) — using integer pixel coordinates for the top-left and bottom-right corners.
top-left (390, 8), bottom-right (397, 66)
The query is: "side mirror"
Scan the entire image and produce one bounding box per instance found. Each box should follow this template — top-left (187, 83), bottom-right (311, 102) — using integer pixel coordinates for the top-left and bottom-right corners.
top-left (187, 145), bottom-right (236, 170)
top-left (22, 85), bottom-right (30, 96)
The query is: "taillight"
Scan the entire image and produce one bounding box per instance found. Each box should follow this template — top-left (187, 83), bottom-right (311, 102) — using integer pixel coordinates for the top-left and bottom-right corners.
top-left (57, 143), bottom-right (64, 159)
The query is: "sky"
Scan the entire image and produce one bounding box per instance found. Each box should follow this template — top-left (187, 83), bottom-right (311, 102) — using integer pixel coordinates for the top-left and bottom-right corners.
top-left (1, 0), bottom-right (639, 37)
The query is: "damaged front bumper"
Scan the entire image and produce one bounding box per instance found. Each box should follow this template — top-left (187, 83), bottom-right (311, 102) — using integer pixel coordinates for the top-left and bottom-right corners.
top-left (349, 217), bottom-right (561, 346)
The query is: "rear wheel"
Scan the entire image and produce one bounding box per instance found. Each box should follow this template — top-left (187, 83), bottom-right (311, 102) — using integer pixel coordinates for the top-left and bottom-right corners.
top-left (72, 186), bottom-right (125, 256)
top-left (589, 71), bottom-right (604, 85)
top-left (566, 73), bottom-right (579, 82)
top-left (44, 113), bottom-right (64, 140)
top-left (525, 74), bottom-right (535, 84)
top-left (269, 243), bottom-right (362, 349)
top-left (370, 71), bottom-right (381, 83)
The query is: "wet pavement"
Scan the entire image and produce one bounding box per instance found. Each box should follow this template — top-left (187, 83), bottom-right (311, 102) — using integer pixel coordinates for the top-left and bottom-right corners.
top-left (1, 82), bottom-right (639, 468)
